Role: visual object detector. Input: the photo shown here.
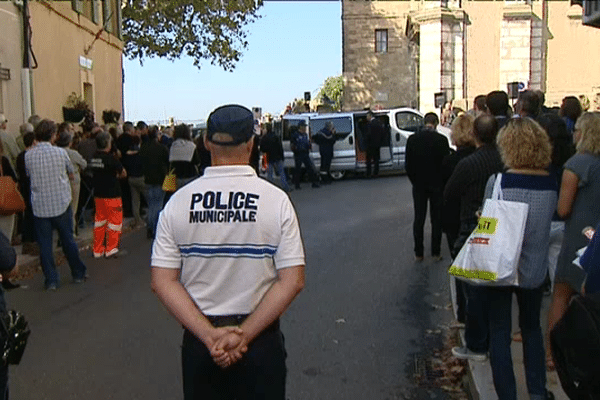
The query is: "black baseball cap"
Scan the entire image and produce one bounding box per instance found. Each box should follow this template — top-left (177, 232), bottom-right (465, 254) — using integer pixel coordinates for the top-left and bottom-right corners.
top-left (207, 104), bottom-right (254, 146)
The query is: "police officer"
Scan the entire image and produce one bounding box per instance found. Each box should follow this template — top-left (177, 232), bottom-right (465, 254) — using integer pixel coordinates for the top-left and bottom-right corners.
top-left (151, 104), bottom-right (306, 400)
top-left (315, 121), bottom-right (336, 184)
top-left (290, 120), bottom-right (320, 189)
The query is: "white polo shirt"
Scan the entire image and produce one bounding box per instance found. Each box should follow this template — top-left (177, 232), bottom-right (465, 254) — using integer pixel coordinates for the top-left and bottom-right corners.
top-left (151, 165), bottom-right (305, 316)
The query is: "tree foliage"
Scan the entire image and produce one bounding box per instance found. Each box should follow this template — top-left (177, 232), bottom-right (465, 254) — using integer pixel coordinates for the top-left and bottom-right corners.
top-left (122, 0), bottom-right (263, 71)
top-left (317, 75), bottom-right (344, 111)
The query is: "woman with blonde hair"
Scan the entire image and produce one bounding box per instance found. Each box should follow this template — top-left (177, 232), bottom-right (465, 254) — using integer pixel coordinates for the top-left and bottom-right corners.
top-left (484, 117), bottom-right (558, 400)
top-left (547, 112), bottom-right (600, 369)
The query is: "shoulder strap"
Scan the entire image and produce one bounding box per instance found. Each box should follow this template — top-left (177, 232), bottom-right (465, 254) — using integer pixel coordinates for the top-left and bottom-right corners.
top-left (491, 173), bottom-right (503, 200)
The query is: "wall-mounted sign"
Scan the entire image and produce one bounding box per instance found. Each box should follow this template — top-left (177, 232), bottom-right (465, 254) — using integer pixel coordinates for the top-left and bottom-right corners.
top-left (79, 56), bottom-right (93, 70)
top-left (434, 92), bottom-right (446, 108)
top-left (0, 67), bottom-right (10, 81)
top-left (375, 91), bottom-right (388, 102)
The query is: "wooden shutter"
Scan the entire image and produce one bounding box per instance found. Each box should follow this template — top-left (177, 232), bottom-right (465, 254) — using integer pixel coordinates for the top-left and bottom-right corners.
top-left (103, 0), bottom-right (113, 33)
top-left (92, 0), bottom-right (100, 24)
top-left (72, 0), bottom-right (83, 14)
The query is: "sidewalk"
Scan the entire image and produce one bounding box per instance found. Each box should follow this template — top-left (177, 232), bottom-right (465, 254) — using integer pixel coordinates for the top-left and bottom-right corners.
top-left (450, 277), bottom-right (569, 399)
top-left (12, 215), bottom-right (138, 278)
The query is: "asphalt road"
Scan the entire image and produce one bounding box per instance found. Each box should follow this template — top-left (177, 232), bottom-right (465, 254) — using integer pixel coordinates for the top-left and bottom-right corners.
top-left (7, 174), bottom-right (456, 399)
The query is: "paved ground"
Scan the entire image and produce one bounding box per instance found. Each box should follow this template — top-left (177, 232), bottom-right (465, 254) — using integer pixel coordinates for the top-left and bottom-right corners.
top-left (5, 173), bottom-right (571, 399)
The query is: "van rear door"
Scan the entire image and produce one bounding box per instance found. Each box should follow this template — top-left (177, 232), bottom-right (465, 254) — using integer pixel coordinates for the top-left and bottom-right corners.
top-left (353, 111), bottom-right (393, 169)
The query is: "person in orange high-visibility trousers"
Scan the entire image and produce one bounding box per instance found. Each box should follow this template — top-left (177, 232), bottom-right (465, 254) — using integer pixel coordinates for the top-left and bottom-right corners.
top-left (88, 132), bottom-right (128, 258)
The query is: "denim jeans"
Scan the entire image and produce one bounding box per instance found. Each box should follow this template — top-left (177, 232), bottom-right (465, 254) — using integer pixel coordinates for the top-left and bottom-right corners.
top-left (465, 283), bottom-right (489, 353)
top-left (34, 207), bottom-right (87, 288)
top-left (267, 160), bottom-right (290, 192)
top-left (145, 184), bottom-right (164, 235)
top-left (487, 286), bottom-right (546, 400)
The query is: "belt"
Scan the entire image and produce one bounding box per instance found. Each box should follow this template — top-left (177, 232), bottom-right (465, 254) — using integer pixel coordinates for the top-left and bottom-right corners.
top-left (205, 314), bottom-right (280, 333)
top-left (206, 314), bottom-right (249, 327)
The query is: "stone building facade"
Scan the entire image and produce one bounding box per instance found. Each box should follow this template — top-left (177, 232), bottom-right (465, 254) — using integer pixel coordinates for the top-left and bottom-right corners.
top-left (0, 0), bottom-right (123, 137)
top-left (342, 0), bottom-right (600, 114)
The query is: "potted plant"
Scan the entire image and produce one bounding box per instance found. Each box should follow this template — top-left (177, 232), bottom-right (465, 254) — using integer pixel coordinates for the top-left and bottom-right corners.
top-left (102, 110), bottom-right (121, 125)
top-left (62, 92), bottom-right (90, 123)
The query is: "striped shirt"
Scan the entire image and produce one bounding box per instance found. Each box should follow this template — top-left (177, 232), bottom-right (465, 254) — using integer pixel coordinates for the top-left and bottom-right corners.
top-left (25, 142), bottom-right (74, 218)
top-left (484, 173), bottom-right (558, 288)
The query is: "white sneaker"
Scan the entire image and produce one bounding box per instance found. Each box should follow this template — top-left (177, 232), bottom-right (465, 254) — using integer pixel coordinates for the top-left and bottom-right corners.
top-left (451, 346), bottom-right (487, 362)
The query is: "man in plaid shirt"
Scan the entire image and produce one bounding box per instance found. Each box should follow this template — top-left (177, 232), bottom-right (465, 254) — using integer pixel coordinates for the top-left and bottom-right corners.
top-left (25, 120), bottom-right (87, 290)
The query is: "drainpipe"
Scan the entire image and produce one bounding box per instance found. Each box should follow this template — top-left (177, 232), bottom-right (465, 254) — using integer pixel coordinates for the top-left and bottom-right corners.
top-left (21, 0), bottom-right (33, 120)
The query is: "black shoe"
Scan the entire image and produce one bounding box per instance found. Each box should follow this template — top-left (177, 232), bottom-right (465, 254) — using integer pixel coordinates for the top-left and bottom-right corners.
top-left (312, 183), bottom-right (320, 188)
top-left (1, 280), bottom-right (20, 290)
top-left (295, 185), bottom-right (301, 190)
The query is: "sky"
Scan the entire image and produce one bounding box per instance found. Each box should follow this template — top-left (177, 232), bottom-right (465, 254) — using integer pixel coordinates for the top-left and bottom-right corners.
top-left (123, 1), bottom-right (342, 124)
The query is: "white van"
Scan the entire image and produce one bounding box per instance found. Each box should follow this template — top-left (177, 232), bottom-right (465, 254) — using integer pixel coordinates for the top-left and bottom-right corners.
top-left (280, 108), bottom-right (450, 179)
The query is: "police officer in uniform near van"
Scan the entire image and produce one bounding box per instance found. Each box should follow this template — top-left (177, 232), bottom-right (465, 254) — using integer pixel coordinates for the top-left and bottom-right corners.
top-left (151, 104), bottom-right (306, 400)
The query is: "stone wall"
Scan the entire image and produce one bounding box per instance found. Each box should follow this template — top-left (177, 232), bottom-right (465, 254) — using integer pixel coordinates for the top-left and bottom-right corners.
top-left (342, 0), bottom-right (417, 111)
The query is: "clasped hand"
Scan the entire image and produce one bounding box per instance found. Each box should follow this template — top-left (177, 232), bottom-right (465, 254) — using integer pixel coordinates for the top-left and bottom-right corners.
top-left (209, 327), bottom-right (248, 369)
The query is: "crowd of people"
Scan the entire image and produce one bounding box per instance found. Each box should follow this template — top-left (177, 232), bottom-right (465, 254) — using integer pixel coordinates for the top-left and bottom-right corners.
top-left (0, 89), bottom-right (598, 398)
top-left (0, 114), bottom-right (218, 289)
top-left (407, 89), bottom-right (599, 400)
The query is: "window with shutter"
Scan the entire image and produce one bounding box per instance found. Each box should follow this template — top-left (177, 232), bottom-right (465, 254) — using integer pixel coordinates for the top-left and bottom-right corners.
top-left (72, 0), bottom-right (83, 14)
top-left (92, 0), bottom-right (100, 24)
top-left (103, 0), bottom-right (113, 33)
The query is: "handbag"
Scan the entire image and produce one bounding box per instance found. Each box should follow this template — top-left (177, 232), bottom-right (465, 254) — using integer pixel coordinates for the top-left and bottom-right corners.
top-left (448, 174), bottom-right (529, 286)
top-left (162, 167), bottom-right (177, 193)
top-left (0, 161), bottom-right (26, 216)
top-left (0, 310), bottom-right (30, 366)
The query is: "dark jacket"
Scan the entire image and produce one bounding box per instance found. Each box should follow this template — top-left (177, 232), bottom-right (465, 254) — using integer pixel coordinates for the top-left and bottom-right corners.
top-left (405, 127), bottom-right (450, 190)
top-left (0, 232), bottom-right (16, 313)
top-left (314, 127), bottom-right (336, 153)
top-left (291, 131), bottom-right (311, 154)
top-left (366, 118), bottom-right (386, 149)
top-left (441, 146), bottom-right (476, 234)
top-left (260, 132), bottom-right (284, 163)
top-left (140, 140), bottom-right (169, 185)
top-left (443, 144), bottom-right (504, 251)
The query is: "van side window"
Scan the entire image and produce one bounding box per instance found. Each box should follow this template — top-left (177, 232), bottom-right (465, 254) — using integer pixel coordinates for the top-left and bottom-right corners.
top-left (395, 112), bottom-right (423, 132)
top-left (310, 117), bottom-right (352, 140)
top-left (283, 119), bottom-right (304, 141)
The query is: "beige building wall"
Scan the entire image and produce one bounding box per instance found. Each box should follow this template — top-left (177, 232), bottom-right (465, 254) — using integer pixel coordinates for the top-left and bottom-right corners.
top-left (545, 3), bottom-right (600, 108)
top-left (0, 3), bottom-right (25, 140)
top-left (29, 1), bottom-right (123, 123)
top-left (342, 0), bottom-right (418, 111)
top-left (343, 0), bottom-right (600, 114)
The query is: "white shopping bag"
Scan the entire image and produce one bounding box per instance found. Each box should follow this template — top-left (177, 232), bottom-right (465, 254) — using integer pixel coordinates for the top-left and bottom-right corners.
top-left (449, 174), bottom-right (528, 286)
